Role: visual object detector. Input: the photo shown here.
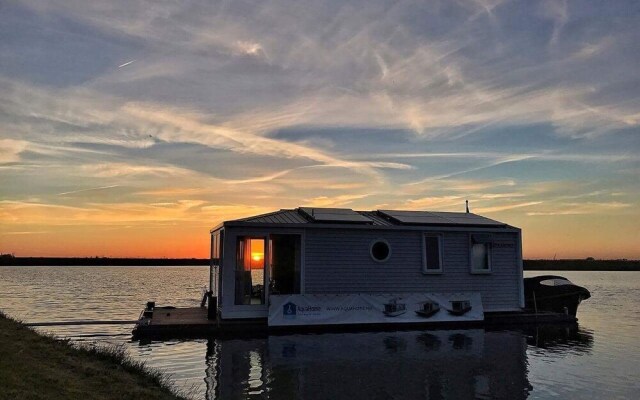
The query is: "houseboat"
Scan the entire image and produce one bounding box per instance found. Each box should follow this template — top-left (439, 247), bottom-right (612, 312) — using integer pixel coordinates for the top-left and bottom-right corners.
top-left (207, 207), bottom-right (526, 328)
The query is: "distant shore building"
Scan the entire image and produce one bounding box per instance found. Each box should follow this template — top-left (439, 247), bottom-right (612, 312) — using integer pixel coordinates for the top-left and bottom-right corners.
top-left (209, 207), bottom-right (523, 325)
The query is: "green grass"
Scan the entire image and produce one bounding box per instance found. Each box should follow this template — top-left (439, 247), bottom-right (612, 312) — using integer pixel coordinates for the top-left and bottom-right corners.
top-left (0, 312), bottom-right (192, 400)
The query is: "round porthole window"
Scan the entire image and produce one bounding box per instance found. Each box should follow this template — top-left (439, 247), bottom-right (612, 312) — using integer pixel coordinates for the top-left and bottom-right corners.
top-left (370, 239), bottom-right (391, 262)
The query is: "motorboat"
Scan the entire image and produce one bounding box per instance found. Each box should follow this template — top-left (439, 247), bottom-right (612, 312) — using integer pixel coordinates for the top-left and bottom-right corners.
top-left (524, 275), bottom-right (590, 317)
top-left (448, 300), bottom-right (472, 316)
top-left (415, 300), bottom-right (440, 318)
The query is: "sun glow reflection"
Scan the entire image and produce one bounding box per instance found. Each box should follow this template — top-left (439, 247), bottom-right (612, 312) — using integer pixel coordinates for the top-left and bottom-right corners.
top-left (249, 239), bottom-right (265, 269)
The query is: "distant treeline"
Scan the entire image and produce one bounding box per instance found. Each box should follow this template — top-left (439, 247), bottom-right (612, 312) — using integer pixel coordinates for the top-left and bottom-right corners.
top-left (524, 259), bottom-right (640, 271)
top-left (1, 255), bottom-right (639, 270)
top-left (0, 255), bottom-right (209, 266)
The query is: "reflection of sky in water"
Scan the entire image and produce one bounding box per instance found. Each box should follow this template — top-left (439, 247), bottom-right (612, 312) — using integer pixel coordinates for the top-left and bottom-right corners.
top-left (524, 271), bottom-right (640, 399)
top-left (0, 267), bottom-right (638, 398)
top-left (209, 329), bottom-right (527, 400)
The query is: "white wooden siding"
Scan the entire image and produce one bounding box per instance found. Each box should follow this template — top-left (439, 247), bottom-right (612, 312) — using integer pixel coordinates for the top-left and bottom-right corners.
top-left (304, 229), bottom-right (521, 311)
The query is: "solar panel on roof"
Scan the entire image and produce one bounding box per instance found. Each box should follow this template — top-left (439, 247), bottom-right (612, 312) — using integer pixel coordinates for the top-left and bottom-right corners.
top-left (378, 210), bottom-right (504, 227)
top-left (299, 207), bottom-right (373, 224)
top-left (442, 213), bottom-right (503, 226)
top-left (376, 210), bottom-right (441, 224)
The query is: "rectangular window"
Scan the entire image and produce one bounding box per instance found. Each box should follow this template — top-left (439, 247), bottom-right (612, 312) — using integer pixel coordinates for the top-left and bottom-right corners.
top-left (210, 231), bottom-right (224, 298)
top-left (470, 234), bottom-right (492, 273)
top-left (211, 232), bottom-right (220, 264)
top-left (422, 234), bottom-right (443, 273)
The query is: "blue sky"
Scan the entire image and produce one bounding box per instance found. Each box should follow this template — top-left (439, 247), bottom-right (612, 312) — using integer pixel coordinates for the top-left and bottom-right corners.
top-left (0, 0), bottom-right (638, 257)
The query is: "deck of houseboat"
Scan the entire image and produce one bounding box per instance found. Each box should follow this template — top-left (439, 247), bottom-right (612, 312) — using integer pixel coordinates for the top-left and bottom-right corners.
top-left (132, 305), bottom-right (577, 339)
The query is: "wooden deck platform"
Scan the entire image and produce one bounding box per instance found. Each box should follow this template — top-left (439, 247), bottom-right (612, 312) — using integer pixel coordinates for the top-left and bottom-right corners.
top-left (132, 305), bottom-right (577, 340)
top-left (148, 307), bottom-right (212, 326)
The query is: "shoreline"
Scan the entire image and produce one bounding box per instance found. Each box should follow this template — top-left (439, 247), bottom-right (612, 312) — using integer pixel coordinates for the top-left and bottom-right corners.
top-left (0, 312), bottom-right (190, 400)
top-left (524, 259), bottom-right (640, 271)
top-left (2, 256), bottom-right (639, 271)
top-left (0, 257), bottom-right (209, 267)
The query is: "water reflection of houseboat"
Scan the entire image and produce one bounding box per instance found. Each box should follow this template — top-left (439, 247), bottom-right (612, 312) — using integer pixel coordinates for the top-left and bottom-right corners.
top-left (206, 329), bottom-right (533, 400)
top-left (416, 333), bottom-right (442, 350)
top-left (522, 323), bottom-right (594, 353)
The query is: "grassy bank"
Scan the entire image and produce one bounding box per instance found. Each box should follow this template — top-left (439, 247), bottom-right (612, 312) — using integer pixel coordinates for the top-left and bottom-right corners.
top-left (0, 312), bottom-right (189, 400)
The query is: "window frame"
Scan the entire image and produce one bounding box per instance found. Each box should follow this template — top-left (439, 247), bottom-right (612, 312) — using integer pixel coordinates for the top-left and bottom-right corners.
top-left (369, 238), bottom-right (391, 262)
top-left (469, 234), bottom-right (492, 274)
top-left (422, 233), bottom-right (444, 274)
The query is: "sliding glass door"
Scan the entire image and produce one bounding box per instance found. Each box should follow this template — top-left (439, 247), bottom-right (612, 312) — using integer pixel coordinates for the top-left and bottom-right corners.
top-left (234, 233), bottom-right (302, 307)
top-left (234, 237), bottom-right (266, 305)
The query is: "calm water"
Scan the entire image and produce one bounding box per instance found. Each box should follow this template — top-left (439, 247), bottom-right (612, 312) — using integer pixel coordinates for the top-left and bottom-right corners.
top-left (0, 266), bottom-right (638, 399)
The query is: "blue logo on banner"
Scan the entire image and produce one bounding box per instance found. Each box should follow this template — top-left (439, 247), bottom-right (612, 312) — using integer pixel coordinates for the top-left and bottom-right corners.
top-left (283, 302), bottom-right (297, 319)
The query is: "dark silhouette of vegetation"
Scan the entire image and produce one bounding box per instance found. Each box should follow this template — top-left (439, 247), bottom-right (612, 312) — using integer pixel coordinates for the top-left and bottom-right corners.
top-left (0, 256), bottom-right (208, 266)
top-left (2, 254), bottom-right (638, 270)
top-left (0, 311), bottom-right (192, 400)
top-left (525, 259), bottom-right (640, 271)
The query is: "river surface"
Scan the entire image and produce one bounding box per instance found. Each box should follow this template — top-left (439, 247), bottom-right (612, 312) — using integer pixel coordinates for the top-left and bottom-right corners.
top-left (0, 267), bottom-right (638, 399)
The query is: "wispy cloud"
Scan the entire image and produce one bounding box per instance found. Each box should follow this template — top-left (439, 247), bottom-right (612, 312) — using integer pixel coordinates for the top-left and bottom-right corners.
top-left (0, 139), bottom-right (29, 164)
top-left (539, 0), bottom-right (569, 47)
top-left (117, 60), bottom-right (135, 68)
top-left (527, 201), bottom-right (632, 216)
top-left (1, 0), bottom-right (639, 257)
top-left (403, 196), bottom-right (464, 210)
top-left (476, 201), bottom-right (543, 213)
top-left (405, 155), bottom-right (535, 186)
top-left (304, 194), bottom-right (370, 208)
top-left (57, 185), bottom-right (120, 196)
top-left (78, 163), bottom-right (189, 178)
top-left (2, 230), bottom-right (50, 235)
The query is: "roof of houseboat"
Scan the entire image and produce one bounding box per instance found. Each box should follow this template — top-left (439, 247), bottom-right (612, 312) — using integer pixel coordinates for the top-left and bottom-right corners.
top-left (211, 207), bottom-right (519, 232)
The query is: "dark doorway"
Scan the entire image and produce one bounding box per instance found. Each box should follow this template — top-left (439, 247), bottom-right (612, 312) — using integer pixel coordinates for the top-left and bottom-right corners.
top-left (269, 235), bottom-right (302, 295)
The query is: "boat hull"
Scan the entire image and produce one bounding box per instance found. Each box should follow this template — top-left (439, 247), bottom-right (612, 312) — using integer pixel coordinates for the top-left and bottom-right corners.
top-left (524, 275), bottom-right (590, 317)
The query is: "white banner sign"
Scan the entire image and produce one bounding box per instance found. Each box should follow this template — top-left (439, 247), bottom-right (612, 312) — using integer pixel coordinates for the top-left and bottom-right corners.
top-left (268, 293), bottom-right (483, 326)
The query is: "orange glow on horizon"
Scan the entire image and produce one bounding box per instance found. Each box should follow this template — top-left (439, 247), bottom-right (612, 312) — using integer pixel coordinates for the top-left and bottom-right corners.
top-left (1, 208), bottom-right (639, 260)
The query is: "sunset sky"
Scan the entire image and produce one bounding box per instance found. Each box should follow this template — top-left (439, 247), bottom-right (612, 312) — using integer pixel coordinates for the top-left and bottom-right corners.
top-left (1, 0), bottom-right (638, 259)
